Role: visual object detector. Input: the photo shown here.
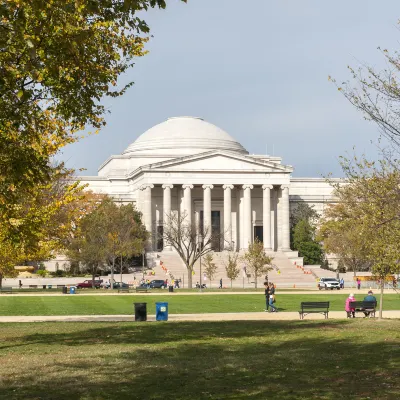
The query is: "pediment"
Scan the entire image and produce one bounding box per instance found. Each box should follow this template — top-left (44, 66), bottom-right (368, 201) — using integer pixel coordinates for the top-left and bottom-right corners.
top-left (145, 151), bottom-right (292, 173)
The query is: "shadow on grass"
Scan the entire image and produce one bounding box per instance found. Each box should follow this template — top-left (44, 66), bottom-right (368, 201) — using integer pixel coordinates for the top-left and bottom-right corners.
top-left (0, 320), bottom-right (399, 399)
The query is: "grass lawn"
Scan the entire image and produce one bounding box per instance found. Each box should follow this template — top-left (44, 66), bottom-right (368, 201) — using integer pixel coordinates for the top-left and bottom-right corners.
top-left (0, 294), bottom-right (400, 316)
top-left (0, 320), bottom-right (399, 399)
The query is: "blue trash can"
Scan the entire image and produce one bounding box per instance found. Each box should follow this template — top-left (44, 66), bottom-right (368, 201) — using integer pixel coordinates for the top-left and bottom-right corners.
top-left (70, 286), bottom-right (76, 294)
top-left (156, 302), bottom-right (168, 321)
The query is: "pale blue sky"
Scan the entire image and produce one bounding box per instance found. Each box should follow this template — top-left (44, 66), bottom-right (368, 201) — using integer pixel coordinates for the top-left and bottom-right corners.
top-left (58, 0), bottom-right (400, 177)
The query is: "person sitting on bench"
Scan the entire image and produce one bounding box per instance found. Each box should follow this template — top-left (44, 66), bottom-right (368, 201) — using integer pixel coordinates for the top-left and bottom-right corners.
top-left (345, 293), bottom-right (356, 318)
top-left (363, 290), bottom-right (377, 317)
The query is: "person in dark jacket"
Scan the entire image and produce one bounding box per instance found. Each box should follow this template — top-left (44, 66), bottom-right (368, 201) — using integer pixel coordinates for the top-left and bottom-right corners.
top-left (264, 282), bottom-right (270, 311)
top-left (268, 282), bottom-right (278, 312)
top-left (363, 290), bottom-right (377, 317)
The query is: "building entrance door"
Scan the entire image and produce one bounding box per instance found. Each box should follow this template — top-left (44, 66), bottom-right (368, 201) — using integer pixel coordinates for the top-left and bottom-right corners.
top-left (254, 226), bottom-right (263, 243)
top-left (200, 211), bottom-right (221, 252)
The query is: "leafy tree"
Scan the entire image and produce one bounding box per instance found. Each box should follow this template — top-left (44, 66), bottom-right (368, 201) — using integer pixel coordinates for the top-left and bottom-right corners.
top-left (242, 238), bottom-right (273, 289)
top-left (163, 212), bottom-right (222, 288)
top-left (290, 203), bottom-right (319, 230)
top-left (326, 156), bottom-right (400, 318)
top-left (292, 219), bottom-right (323, 265)
top-left (297, 241), bottom-right (323, 265)
top-left (203, 253), bottom-right (218, 288)
top-left (0, 235), bottom-right (19, 288)
top-left (67, 198), bottom-right (147, 287)
top-left (318, 203), bottom-right (371, 276)
top-left (224, 252), bottom-right (240, 289)
top-left (0, 0), bottom-right (186, 239)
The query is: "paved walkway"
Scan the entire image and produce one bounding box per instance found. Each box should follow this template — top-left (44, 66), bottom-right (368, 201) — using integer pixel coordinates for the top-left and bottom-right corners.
top-left (0, 288), bottom-right (396, 296)
top-left (0, 310), bottom-right (399, 323)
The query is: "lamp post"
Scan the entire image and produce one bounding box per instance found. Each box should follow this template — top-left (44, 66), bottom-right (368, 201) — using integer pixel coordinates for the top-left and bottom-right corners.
top-left (198, 235), bottom-right (203, 293)
top-left (142, 249), bottom-right (145, 280)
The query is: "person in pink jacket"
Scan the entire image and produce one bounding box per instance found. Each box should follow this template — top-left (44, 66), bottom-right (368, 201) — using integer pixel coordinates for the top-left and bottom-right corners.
top-left (345, 293), bottom-right (356, 318)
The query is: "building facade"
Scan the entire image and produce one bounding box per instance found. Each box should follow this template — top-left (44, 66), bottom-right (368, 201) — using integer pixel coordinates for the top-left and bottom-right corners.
top-left (80, 116), bottom-right (335, 253)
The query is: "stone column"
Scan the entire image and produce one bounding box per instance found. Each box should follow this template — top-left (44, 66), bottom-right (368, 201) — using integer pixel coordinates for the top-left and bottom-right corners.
top-left (162, 184), bottom-right (173, 250)
top-left (223, 184), bottom-right (234, 250)
top-left (141, 184), bottom-right (154, 247)
top-left (262, 185), bottom-right (273, 251)
top-left (281, 185), bottom-right (291, 251)
top-left (182, 184), bottom-right (194, 226)
top-left (202, 184), bottom-right (214, 245)
top-left (242, 184), bottom-right (253, 249)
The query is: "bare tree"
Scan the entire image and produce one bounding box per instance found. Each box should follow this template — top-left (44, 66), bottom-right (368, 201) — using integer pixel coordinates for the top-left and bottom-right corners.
top-left (224, 252), bottom-right (240, 289)
top-left (162, 212), bottom-right (223, 288)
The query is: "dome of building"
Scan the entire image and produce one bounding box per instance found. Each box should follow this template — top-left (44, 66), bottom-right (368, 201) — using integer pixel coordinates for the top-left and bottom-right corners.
top-left (123, 116), bottom-right (248, 156)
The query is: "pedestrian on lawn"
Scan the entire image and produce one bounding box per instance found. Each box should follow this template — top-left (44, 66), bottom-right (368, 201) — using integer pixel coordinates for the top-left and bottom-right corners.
top-left (268, 282), bottom-right (278, 312)
top-left (264, 281), bottom-right (270, 311)
top-left (219, 278), bottom-right (223, 289)
top-left (340, 278), bottom-right (344, 289)
top-left (357, 278), bottom-right (361, 290)
top-left (345, 293), bottom-right (356, 318)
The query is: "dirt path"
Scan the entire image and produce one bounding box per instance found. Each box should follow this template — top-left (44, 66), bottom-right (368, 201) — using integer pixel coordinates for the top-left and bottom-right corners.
top-left (0, 310), bottom-right (398, 323)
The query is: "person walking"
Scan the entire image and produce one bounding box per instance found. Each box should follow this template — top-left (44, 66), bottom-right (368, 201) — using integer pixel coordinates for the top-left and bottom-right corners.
top-left (345, 293), bottom-right (356, 318)
top-left (340, 278), bottom-right (344, 289)
top-left (268, 282), bottom-right (278, 312)
top-left (357, 278), bottom-right (361, 290)
top-left (219, 278), bottom-right (223, 289)
top-left (264, 282), bottom-right (270, 312)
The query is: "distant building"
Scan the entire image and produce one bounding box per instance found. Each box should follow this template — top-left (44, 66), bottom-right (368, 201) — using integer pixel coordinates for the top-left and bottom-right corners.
top-left (78, 116), bottom-right (335, 254)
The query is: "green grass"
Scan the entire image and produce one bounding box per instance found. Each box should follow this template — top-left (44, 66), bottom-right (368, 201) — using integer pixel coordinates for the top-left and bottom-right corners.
top-left (0, 320), bottom-right (399, 399)
top-left (0, 293), bottom-right (400, 316)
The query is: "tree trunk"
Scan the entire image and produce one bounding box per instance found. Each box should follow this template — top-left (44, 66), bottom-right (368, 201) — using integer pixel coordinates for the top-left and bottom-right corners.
top-left (254, 275), bottom-right (257, 289)
top-left (0, 274), bottom-right (2, 289)
top-left (111, 257), bottom-right (115, 291)
top-left (379, 279), bottom-right (384, 319)
top-left (187, 269), bottom-right (193, 288)
top-left (92, 268), bottom-right (96, 289)
top-left (120, 256), bottom-right (123, 285)
top-left (230, 279), bottom-right (232, 289)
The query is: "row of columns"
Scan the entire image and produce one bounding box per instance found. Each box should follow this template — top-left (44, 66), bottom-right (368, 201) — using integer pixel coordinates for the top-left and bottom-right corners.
top-left (140, 183), bottom-right (291, 251)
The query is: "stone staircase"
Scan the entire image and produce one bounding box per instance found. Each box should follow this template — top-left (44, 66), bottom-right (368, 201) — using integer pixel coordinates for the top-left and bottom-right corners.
top-left (147, 249), bottom-right (318, 288)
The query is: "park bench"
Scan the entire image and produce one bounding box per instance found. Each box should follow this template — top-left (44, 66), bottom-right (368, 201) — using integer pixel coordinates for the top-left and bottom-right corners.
top-left (299, 302), bottom-right (330, 319)
top-left (348, 301), bottom-right (377, 318)
top-left (57, 285), bottom-right (66, 288)
top-left (29, 285), bottom-right (38, 289)
top-left (0, 287), bottom-right (13, 294)
top-left (118, 288), bottom-right (131, 293)
top-left (135, 287), bottom-right (150, 293)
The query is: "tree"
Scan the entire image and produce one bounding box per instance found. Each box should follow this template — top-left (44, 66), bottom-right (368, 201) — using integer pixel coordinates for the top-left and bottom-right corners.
top-left (325, 156), bottom-right (400, 318)
top-left (290, 203), bottom-right (319, 230)
top-left (67, 198), bottom-right (147, 287)
top-left (292, 219), bottom-right (323, 265)
top-left (0, 165), bottom-right (90, 287)
top-left (242, 238), bottom-right (273, 289)
top-left (105, 201), bottom-right (148, 288)
top-left (0, 234), bottom-right (19, 288)
top-left (224, 252), bottom-right (240, 289)
top-left (331, 44), bottom-right (400, 150)
top-left (203, 253), bottom-right (218, 288)
top-left (0, 0), bottom-right (186, 239)
top-left (318, 203), bottom-right (371, 276)
top-left (162, 212), bottom-right (223, 288)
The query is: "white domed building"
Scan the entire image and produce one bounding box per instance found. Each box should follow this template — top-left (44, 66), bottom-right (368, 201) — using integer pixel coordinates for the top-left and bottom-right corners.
top-left (81, 116), bottom-right (334, 256)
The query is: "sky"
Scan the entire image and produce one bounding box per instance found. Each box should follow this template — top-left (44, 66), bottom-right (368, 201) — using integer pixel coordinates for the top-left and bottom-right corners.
top-left (58, 0), bottom-right (400, 177)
